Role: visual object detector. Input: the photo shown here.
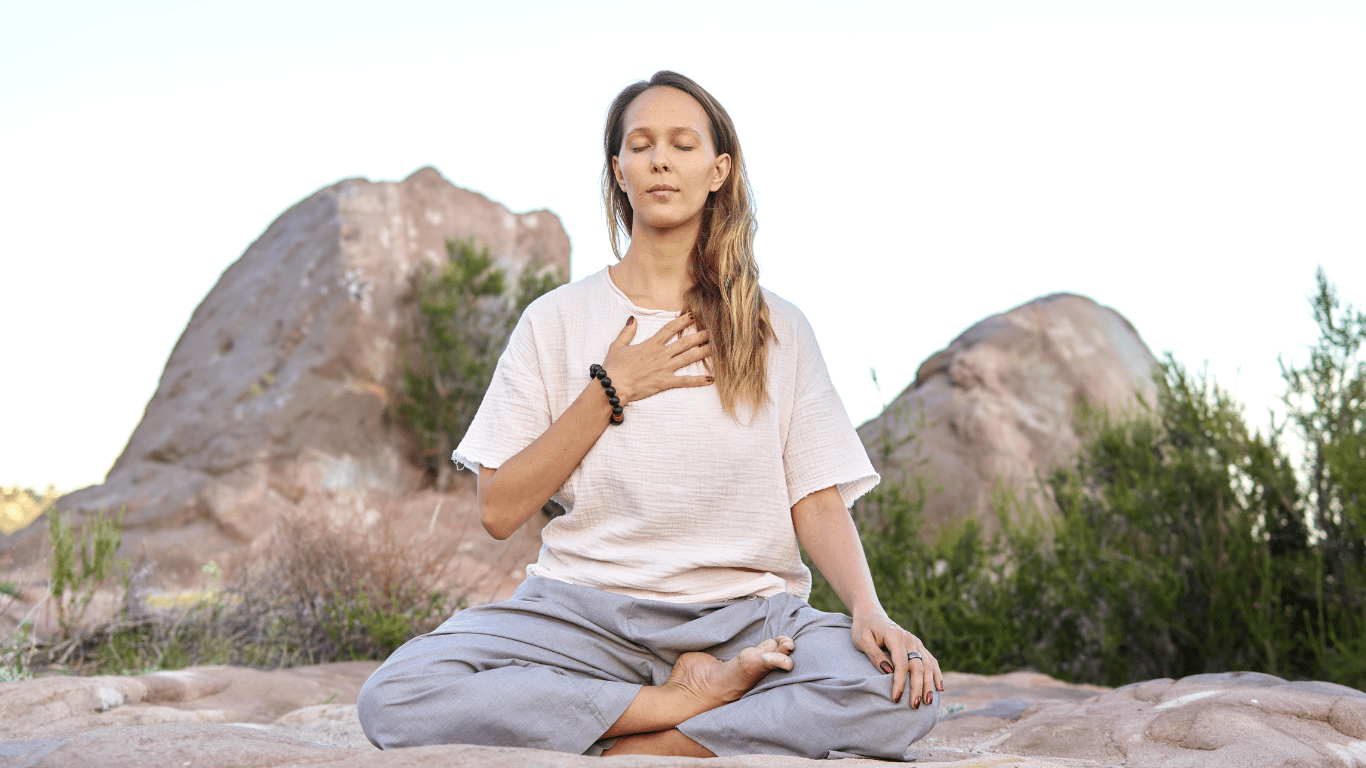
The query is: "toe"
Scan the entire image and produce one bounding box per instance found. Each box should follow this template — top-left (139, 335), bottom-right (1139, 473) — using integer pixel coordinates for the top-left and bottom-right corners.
top-left (760, 651), bottom-right (795, 670)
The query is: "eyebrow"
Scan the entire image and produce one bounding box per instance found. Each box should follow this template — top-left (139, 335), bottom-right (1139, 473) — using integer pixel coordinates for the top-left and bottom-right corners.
top-left (625, 126), bottom-right (704, 139)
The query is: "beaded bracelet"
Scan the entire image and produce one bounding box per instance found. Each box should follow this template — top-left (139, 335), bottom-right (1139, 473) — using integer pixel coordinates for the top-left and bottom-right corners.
top-left (589, 363), bottom-right (623, 425)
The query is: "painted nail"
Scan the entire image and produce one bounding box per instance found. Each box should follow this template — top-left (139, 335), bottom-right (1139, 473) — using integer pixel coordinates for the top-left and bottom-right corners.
top-left (924, 693), bottom-right (933, 705)
top-left (880, 662), bottom-right (893, 674)
top-left (626, 316), bottom-right (634, 326)
top-left (705, 376), bottom-right (715, 383)
top-left (893, 694), bottom-right (901, 703)
top-left (911, 698), bottom-right (919, 709)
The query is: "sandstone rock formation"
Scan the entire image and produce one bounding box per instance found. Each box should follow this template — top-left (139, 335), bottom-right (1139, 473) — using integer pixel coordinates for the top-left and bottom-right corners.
top-left (858, 293), bottom-right (1159, 535)
top-left (3, 664), bottom-right (1361, 767)
top-left (971, 671), bottom-right (1366, 766)
top-left (0, 168), bottom-right (567, 589)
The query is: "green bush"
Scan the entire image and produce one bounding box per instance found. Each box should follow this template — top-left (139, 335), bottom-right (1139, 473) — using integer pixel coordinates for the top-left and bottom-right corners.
top-left (1008, 362), bottom-right (1310, 685)
top-left (809, 270), bottom-right (1366, 690)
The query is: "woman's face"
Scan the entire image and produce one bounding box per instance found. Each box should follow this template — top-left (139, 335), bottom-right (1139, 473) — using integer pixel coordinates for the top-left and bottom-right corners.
top-left (612, 86), bottom-right (731, 234)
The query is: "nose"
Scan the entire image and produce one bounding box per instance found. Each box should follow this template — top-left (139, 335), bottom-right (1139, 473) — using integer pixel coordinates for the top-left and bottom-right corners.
top-left (650, 146), bottom-right (670, 173)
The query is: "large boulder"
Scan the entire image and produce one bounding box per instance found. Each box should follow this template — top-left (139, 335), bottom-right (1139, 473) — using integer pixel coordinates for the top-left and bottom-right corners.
top-left (0, 168), bottom-right (567, 587)
top-left (858, 293), bottom-right (1158, 535)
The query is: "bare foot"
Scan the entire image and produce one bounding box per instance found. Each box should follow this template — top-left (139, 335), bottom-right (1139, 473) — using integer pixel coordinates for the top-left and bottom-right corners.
top-left (665, 636), bottom-right (796, 710)
top-left (600, 637), bottom-right (798, 741)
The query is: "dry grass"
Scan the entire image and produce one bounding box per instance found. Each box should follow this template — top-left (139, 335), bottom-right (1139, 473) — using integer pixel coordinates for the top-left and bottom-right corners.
top-left (6, 500), bottom-right (466, 675)
top-left (261, 504), bottom-right (454, 616)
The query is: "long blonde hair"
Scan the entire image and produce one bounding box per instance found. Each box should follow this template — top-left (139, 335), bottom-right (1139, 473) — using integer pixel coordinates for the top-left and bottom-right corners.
top-left (602, 71), bottom-right (775, 417)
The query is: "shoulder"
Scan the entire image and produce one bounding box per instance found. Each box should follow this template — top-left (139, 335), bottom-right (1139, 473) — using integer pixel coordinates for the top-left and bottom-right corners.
top-left (518, 267), bottom-right (610, 327)
top-left (761, 286), bottom-right (819, 347)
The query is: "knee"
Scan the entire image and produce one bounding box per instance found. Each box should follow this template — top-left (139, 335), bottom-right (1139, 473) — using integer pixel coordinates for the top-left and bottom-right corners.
top-left (880, 687), bottom-right (940, 746)
top-left (356, 657), bottom-right (513, 750)
top-left (356, 665), bottom-right (402, 749)
top-left (851, 684), bottom-right (939, 747)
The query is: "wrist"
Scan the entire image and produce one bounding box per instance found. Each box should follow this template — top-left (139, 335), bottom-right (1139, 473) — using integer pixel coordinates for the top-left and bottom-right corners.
top-left (850, 600), bottom-right (886, 619)
top-left (594, 363), bottom-right (634, 404)
top-left (589, 363), bottom-right (625, 424)
top-left (578, 379), bottom-right (614, 414)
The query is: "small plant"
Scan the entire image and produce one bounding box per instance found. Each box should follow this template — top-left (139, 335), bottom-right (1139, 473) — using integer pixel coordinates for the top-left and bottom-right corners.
top-left (201, 561), bottom-right (223, 593)
top-left (48, 506), bottom-right (130, 641)
top-left (0, 663), bottom-right (33, 682)
top-left (0, 618), bottom-right (37, 678)
top-left (400, 238), bottom-right (563, 491)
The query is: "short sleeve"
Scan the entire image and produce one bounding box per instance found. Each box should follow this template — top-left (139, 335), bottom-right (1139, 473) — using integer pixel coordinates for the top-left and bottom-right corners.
top-left (452, 312), bottom-right (551, 472)
top-left (783, 317), bottom-right (880, 509)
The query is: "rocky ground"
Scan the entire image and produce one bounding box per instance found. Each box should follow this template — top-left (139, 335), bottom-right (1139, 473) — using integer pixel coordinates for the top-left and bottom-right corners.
top-left (3, 663), bottom-right (1364, 767)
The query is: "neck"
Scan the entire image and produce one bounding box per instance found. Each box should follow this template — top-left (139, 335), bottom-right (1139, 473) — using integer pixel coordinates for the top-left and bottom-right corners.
top-left (610, 215), bottom-right (702, 312)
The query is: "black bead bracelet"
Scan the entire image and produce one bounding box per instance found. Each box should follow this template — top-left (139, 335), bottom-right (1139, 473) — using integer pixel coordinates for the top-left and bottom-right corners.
top-left (589, 363), bottom-right (623, 425)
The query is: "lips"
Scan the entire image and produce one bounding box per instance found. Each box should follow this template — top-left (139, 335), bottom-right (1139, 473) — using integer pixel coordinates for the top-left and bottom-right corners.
top-left (647, 185), bottom-right (678, 193)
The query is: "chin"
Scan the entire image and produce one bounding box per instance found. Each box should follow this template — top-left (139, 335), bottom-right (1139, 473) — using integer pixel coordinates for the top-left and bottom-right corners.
top-left (636, 208), bottom-right (702, 232)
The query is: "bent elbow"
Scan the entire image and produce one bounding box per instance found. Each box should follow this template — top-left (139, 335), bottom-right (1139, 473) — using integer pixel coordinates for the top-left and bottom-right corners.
top-left (478, 500), bottom-right (516, 540)
top-left (481, 516), bottom-right (514, 541)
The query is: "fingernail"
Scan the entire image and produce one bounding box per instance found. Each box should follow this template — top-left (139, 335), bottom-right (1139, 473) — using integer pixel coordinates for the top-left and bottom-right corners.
top-left (626, 316), bottom-right (634, 326)
top-left (893, 693), bottom-right (901, 703)
top-left (924, 694), bottom-right (933, 705)
top-left (705, 376), bottom-right (715, 383)
top-left (911, 699), bottom-right (919, 709)
top-left (879, 662), bottom-right (892, 674)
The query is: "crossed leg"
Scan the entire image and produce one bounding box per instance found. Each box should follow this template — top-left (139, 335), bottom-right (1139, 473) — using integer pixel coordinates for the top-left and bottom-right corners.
top-left (602, 636), bottom-right (797, 756)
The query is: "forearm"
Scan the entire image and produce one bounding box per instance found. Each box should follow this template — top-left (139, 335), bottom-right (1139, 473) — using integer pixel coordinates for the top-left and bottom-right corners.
top-left (477, 381), bottom-right (615, 539)
top-left (791, 486), bottom-right (883, 617)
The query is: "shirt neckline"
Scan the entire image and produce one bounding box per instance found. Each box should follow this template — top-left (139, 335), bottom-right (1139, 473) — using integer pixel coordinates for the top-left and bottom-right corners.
top-left (601, 266), bottom-right (684, 317)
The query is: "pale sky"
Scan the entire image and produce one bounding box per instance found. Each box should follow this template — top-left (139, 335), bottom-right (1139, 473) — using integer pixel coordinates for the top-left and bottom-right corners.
top-left (2, 0), bottom-right (1364, 492)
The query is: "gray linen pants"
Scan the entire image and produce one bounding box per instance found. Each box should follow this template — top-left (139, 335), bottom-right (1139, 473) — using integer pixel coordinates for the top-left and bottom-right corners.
top-left (357, 576), bottom-right (938, 759)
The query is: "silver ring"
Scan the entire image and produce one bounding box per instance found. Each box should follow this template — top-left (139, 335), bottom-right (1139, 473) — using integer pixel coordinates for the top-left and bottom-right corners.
top-left (907, 651), bottom-right (923, 663)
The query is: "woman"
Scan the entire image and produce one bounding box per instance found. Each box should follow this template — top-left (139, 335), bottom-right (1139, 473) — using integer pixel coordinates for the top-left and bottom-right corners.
top-left (358, 71), bottom-right (943, 759)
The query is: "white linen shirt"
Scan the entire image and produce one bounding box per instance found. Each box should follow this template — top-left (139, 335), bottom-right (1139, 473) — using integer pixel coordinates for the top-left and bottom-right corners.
top-left (453, 266), bottom-right (878, 603)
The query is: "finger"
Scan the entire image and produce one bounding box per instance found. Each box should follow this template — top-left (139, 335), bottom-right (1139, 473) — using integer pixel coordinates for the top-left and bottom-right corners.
top-left (906, 635), bottom-right (927, 708)
top-left (652, 312), bottom-right (696, 342)
top-left (673, 343), bottom-right (712, 368)
top-left (886, 632), bottom-right (911, 705)
top-left (610, 315), bottom-right (637, 349)
top-left (670, 374), bottom-right (715, 389)
top-left (922, 645), bottom-right (945, 694)
top-left (852, 628), bottom-right (891, 674)
top-left (665, 329), bottom-right (710, 356)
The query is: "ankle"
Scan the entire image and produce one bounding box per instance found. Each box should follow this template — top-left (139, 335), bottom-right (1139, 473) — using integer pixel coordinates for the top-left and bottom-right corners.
top-left (661, 679), bottom-right (720, 717)
top-left (603, 729), bottom-right (716, 758)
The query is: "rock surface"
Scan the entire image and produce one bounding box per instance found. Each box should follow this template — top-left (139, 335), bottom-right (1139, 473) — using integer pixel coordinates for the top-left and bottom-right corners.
top-left (4, 663), bottom-right (1361, 767)
top-left (0, 168), bottom-right (568, 589)
top-left (858, 293), bottom-right (1159, 535)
